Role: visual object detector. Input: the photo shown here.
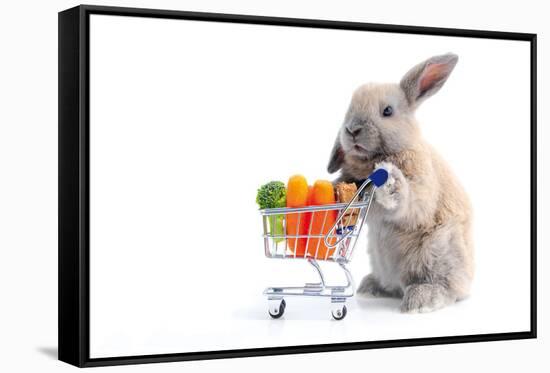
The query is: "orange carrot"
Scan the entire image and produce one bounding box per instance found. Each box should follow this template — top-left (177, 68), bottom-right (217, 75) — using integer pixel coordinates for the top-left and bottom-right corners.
top-left (286, 175), bottom-right (310, 256)
top-left (306, 180), bottom-right (337, 259)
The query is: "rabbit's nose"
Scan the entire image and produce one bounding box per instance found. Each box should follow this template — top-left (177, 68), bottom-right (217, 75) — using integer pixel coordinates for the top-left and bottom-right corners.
top-left (346, 126), bottom-right (362, 138)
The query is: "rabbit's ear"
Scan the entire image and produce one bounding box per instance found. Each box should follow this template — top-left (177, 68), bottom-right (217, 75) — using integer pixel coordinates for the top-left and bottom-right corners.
top-left (400, 53), bottom-right (458, 107)
top-left (327, 133), bottom-right (344, 173)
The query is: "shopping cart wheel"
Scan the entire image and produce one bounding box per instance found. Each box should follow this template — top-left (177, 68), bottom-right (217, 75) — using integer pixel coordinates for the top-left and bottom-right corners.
top-left (331, 305), bottom-right (347, 320)
top-left (268, 299), bottom-right (286, 319)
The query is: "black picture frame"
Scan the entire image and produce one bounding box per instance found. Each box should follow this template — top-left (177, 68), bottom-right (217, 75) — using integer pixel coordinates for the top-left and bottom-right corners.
top-left (58, 4), bottom-right (537, 368)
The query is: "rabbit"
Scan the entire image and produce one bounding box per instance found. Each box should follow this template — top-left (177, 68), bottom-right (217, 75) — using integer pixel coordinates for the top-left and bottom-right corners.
top-left (327, 53), bottom-right (474, 313)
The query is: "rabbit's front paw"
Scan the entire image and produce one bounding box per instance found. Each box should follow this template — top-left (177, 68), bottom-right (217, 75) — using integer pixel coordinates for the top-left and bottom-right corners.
top-left (374, 162), bottom-right (406, 210)
top-left (400, 284), bottom-right (452, 313)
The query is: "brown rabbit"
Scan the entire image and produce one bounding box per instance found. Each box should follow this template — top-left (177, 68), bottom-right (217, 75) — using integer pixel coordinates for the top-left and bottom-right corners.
top-left (328, 53), bottom-right (474, 313)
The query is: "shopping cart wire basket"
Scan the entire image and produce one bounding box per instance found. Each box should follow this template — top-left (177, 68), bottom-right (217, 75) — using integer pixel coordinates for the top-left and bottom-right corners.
top-left (259, 168), bottom-right (388, 320)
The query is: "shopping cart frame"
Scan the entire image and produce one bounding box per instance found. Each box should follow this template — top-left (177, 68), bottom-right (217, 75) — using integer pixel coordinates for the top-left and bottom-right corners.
top-left (259, 168), bottom-right (388, 320)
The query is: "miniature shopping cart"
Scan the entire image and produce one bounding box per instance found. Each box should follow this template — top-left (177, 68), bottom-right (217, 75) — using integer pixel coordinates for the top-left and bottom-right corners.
top-left (259, 168), bottom-right (388, 320)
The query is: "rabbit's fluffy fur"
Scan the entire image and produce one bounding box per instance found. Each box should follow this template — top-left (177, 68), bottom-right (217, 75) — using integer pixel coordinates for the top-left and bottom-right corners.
top-left (328, 53), bottom-right (474, 313)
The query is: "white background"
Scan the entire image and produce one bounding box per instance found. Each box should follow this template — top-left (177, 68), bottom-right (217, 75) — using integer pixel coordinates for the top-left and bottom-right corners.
top-left (88, 14), bottom-right (531, 357)
top-left (0, 0), bottom-right (547, 372)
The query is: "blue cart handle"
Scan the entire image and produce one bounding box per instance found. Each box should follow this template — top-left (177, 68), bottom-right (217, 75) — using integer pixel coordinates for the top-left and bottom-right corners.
top-left (368, 168), bottom-right (389, 187)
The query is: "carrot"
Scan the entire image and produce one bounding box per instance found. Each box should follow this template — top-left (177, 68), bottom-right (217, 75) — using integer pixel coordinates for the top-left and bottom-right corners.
top-left (306, 180), bottom-right (337, 259)
top-left (286, 175), bottom-right (310, 256)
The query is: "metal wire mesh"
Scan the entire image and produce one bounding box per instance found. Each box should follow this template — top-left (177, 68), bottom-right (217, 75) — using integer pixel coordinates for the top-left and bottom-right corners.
top-left (260, 186), bottom-right (374, 263)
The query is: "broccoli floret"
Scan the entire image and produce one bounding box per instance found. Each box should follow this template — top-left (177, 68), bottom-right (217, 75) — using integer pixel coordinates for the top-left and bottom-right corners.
top-left (256, 181), bottom-right (286, 242)
top-left (256, 181), bottom-right (286, 209)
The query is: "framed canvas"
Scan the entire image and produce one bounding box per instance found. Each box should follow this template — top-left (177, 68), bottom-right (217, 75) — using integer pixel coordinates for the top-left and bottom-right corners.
top-left (58, 4), bottom-right (537, 367)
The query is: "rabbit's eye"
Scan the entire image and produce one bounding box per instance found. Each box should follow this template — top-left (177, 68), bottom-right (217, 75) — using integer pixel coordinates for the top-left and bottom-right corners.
top-left (382, 106), bottom-right (393, 117)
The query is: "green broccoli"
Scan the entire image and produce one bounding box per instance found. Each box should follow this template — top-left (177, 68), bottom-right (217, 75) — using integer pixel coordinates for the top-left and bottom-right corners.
top-left (256, 181), bottom-right (286, 243)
